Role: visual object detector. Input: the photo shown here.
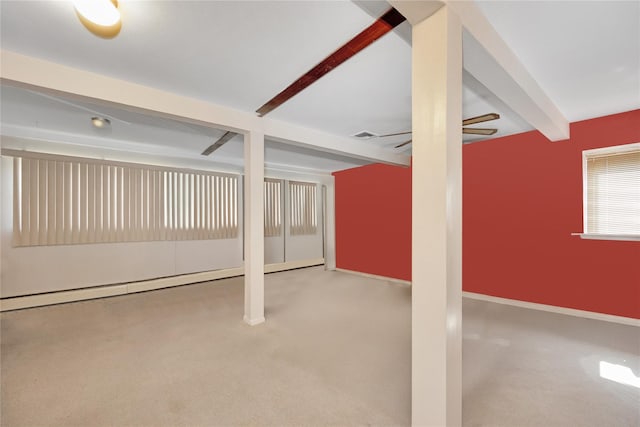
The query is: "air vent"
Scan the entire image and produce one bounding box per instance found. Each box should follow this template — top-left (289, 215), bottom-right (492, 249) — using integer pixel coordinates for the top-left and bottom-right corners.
top-left (352, 131), bottom-right (377, 139)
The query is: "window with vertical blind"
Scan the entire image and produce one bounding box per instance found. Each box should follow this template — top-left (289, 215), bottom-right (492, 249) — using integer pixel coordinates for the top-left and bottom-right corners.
top-left (583, 143), bottom-right (640, 239)
top-left (11, 153), bottom-right (239, 247)
top-left (289, 181), bottom-right (317, 236)
top-left (264, 179), bottom-right (282, 237)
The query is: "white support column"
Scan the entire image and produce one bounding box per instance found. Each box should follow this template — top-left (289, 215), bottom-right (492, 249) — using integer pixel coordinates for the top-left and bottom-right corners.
top-left (412, 6), bottom-right (463, 427)
top-left (323, 177), bottom-right (336, 270)
top-left (243, 130), bottom-right (265, 326)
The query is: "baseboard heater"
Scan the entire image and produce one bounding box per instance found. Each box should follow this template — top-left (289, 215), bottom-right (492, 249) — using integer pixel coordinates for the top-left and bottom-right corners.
top-left (0, 258), bottom-right (325, 312)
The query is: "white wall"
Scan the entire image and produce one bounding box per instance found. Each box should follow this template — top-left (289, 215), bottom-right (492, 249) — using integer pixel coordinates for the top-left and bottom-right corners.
top-left (0, 156), bottom-right (243, 298)
top-left (284, 182), bottom-right (324, 262)
top-left (265, 236), bottom-right (285, 264)
top-left (264, 181), bottom-right (324, 264)
top-left (264, 178), bottom-right (286, 265)
top-left (1, 142), bottom-right (333, 299)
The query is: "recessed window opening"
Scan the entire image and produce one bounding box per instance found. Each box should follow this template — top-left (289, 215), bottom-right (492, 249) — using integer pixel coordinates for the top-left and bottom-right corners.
top-left (582, 143), bottom-right (640, 239)
top-left (11, 153), bottom-right (239, 246)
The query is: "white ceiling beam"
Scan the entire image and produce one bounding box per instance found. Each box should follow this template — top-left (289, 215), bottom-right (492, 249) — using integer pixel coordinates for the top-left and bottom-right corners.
top-left (263, 118), bottom-right (410, 167)
top-left (451, 1), bottom-right (569, 141)
top-left (1, 134), bottom-right (245, 175)
top-left (0, 50), bottom-right (409, 166)
top-left (388, 1), bottom-right (444, 26)
top-left (0, 51), bottom-right (252, 134)
top-left (390, 1), bottom-right (570, 141)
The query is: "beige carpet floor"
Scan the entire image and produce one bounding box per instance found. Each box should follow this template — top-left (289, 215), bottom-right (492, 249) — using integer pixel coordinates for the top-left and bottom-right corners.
top-left (2, 267), bottom-right (639, 426)
top-left (1, 267), bottom-right (411, 426)
top-left (462, 297), bottom-right (640, 427)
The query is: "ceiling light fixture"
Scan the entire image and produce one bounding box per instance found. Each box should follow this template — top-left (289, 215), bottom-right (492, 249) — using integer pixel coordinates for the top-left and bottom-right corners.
top-left (73, 0), bottom-right (122, 39)
top-left (91, 116), bottom-right (111, 128)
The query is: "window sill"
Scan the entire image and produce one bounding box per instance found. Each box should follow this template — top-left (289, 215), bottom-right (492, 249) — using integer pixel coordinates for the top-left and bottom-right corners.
top-left (571, 233), bottom-right (640, 242)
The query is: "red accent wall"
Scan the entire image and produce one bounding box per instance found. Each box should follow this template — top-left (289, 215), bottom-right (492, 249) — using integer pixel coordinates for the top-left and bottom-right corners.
top-left (333, 163), bottom-right (412, 281)
top-left (333, 110), bottom-right (640, 319)
top-left (464, 110), bottom-right (640, 319)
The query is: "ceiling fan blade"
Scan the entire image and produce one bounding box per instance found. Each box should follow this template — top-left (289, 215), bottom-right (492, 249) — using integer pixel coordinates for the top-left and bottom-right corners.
top-left (377, 130), bottom-right (412, 138)
top-left (462, 113), bottom-right (500, 126)
top-left (255, 8), bottom-right (406, 117)
top-left (201, 131), bottom-right (237, 156)
top-left (462, 127), bottom-right (497, 135)
top-left (395, 139), bottom-right (412, 148)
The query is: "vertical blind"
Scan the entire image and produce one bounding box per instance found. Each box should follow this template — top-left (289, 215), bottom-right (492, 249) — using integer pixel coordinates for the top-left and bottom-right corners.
top-left (289, 181), bottom-right (317, 236)
top-left (586, 149), bottom-right (640, 235)
top-left (12, 155), bottom-right (238, 247)
top-left (264, 179), bottom-right (282, 237)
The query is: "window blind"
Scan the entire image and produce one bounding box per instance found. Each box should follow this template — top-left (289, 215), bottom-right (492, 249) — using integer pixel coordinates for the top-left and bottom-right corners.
top-left (289, 181), bottom-right (317, 236)
top-left (586, 149), bottom-right (640, 235)
top-left (264, 179), bottom-right (282, 237)
top-left (12, 154), bottom-right (238, 247)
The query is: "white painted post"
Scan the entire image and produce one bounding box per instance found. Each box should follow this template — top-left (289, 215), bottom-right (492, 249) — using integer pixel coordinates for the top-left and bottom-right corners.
top-left (323, 177), bottom-right (336, 270)
top-left (411, 6), bottom-right (463, 427)
top-left (243, 130), bottom-right (265, 325)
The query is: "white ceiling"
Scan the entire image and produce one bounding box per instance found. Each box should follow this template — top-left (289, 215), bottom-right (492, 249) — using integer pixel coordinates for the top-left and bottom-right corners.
top-left (0, 1), bottom-right (638, 171)
top-left (475, 0), bottom-right (640, 123)
top-left (0, 85), bottom-right (370, 173)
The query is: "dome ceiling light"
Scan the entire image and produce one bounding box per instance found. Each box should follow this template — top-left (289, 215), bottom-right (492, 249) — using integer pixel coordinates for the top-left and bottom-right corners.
top-left (91, 116), bottom-right (111, 129)
top-left (73, 0), bottom-right (122, 38)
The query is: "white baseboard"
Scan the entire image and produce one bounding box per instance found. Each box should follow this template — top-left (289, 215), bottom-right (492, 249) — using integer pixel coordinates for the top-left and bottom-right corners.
top-left (6, 262), bottom-right (636, 328)
top-left (0, 285), bottom-right (130, 312)
top-left (331, 269), bottom-right (639, 327)
top-left (335, 268), bottom-right (411, 286)
top-left (126, 267), bottom-right (244, 294)
top-left (265, 258), bottom-right (324, 274)
top-left (0, 259), bottom-right (324, 312)
top-left (463, 291), bottom-right (640, 327)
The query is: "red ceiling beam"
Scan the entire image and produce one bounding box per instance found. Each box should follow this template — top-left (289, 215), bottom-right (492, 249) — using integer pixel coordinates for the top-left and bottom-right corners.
top-left (255, 8), bottom-right (406, 117)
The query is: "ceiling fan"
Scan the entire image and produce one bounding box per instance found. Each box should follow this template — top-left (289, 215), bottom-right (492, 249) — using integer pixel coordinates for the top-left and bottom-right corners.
top-left (377, 113), bottom-right (501, 148)
top-left (201, 131), bottom-right (238, 156)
